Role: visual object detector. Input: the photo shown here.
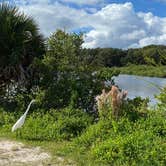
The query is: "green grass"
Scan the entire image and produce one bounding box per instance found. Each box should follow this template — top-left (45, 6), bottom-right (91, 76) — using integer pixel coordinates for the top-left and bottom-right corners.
top-left (113, 65), bottom-right (166, 77)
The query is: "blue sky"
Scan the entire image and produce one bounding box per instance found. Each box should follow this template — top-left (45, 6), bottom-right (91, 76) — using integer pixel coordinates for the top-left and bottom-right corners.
top-left (57, 0), bottom-right (166, 17)
top-left (107, 0), bottom-right (166, 17)
top-left (2, 0), bottom-right (166, 48)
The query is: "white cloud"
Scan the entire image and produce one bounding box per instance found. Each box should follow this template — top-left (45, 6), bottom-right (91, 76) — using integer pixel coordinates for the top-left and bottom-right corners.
top-left (17, 1), bottom-right (89, 36)
top-left (15, 0), bottom-right (50, 4)
top-left (83, 2), bottom-right (147, 48)
top-left (60, 0), bottom-right (105, 5)
top-left (14, 1), bottom-right (166, 48)
top-left (135, 35), bottom-right (166, 47)
top-left (83, 2), bottom-right (166, 48)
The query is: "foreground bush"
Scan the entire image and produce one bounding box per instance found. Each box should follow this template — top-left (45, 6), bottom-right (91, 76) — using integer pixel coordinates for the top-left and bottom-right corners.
top-left (72, 104), bottom-right (166, 165)
top-left (91, 112), bottom-right (166, 165)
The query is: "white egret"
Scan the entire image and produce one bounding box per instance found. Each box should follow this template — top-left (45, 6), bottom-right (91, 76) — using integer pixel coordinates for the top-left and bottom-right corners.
top-left (12, 99), bottom-right (36, 132)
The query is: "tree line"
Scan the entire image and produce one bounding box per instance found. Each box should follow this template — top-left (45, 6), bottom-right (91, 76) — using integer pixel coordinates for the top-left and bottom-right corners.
top-left (83, 45), bottom-right (166, 67)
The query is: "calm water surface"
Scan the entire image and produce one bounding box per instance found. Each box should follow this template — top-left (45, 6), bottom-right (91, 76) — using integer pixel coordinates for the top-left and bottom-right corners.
top-left (113, 74), bottom-right (166, 105)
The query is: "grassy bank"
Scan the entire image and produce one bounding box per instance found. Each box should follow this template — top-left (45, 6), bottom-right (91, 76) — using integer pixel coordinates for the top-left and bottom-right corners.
top-left (113, 65), bottom-right (166, 78)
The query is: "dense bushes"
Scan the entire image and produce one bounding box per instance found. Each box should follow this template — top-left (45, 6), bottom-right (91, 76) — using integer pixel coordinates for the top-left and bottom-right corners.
top-left (92, 112), bottom-right (166, 165)
top-left (92, 128), bottom-right (165, 165)
top-left (0, 88), bottom-right (166, 166)
top-left (0, 107), bottom-right (92, 141)
top-left (70, 96), bottom-right (166, 165)
top-left (1, 102), bottom-right (165, 165)
top-left (72, 110), bottom-right (166, 165)
top-left (20, 108), bottom-right (93, 140)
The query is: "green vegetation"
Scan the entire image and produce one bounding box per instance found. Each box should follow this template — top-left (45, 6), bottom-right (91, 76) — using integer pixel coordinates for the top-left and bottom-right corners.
top-left (0, 95), bottom-right (165, 165)
top-left (36, 30), bottom-right (118, 111)
top-left (84, 45), bottom-right (166, 68)
top-left (113, 65), bottom-right (166, 77)
top-left (0, 107), bottom-right (92, 140)
top-left (0, 3), bottom-right (166, 166)
top-left (73, 112), bottom-right (166, 165)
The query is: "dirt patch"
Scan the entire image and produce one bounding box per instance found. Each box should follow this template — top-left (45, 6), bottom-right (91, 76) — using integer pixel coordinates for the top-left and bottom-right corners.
top-left (0, 140), bottom-right (51, 166)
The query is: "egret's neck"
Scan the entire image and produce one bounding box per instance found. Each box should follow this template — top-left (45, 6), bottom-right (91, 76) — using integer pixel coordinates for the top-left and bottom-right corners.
top-left (24, 100), bottom-right (35, 115)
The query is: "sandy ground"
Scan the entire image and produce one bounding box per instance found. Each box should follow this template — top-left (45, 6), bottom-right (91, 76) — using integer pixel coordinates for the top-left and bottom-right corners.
top-left (0, 140), bottom-right (51, 166)
top-left (0, 140), bottom-right (76, 166)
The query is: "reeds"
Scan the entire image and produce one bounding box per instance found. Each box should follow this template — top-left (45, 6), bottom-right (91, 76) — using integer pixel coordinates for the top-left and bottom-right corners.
top-left (96, 86), bottom-right (127, 119)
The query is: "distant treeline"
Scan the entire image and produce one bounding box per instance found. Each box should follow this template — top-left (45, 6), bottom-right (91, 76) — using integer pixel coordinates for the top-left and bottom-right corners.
top-left (83, 45), bottom-right (166, 67)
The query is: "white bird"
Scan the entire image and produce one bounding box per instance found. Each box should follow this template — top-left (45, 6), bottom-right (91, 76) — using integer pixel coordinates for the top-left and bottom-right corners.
top-left (12, 99), bottom-right (36, 132)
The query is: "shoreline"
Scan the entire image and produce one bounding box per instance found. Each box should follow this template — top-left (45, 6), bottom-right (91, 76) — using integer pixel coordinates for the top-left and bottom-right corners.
top-left (112, 65), bottom-right (166, 78)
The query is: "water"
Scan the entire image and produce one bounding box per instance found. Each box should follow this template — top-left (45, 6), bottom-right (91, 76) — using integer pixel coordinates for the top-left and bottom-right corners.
top-left (113, 74), bottom-right (166, 106)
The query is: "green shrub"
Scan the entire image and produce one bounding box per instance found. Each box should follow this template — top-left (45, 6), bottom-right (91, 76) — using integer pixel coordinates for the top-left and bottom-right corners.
top-left (72, 106), bottom-right (166, 165)
top-left (92, 130), bottom-right (166, 165)
top-left (14, 108), bottom-right (93, 141)
top-left (156, 87), bottom-right (166, 111)
top-left (121, 97), bottom-right (149, 121)
top-left (0, 107), bottom-right (16, 127)
top-left (74, 120), bottom-right (113, 148)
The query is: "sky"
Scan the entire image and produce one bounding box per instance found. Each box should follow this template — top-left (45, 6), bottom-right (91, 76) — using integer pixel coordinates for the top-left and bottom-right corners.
top-left (2, 0), bottom-right (166, 48)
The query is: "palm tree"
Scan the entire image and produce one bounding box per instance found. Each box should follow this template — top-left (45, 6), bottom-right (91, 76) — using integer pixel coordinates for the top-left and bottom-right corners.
top-left (0, 3), bottom-right (45, 91)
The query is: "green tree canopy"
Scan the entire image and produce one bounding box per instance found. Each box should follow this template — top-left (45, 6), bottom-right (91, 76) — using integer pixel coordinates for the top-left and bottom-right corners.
top-left (37, 30), bottom-right (117, 112)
